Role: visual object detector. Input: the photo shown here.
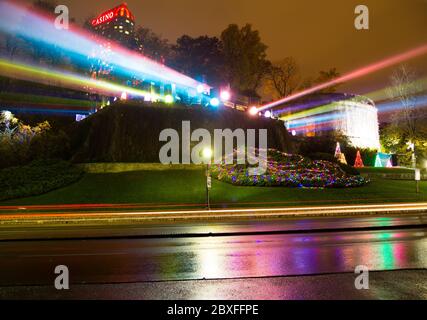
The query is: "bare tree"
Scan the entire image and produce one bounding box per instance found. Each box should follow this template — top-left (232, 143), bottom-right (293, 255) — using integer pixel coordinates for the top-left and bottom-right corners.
top-left (314, 68), bottom-right (341, 93)
top-left (386, 65), bottom-right (425, 167)
top-left (263, 57), bottom-right (301, 99)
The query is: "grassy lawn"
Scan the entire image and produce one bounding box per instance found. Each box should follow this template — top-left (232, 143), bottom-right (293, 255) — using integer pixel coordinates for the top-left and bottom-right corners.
top-left (1, 169), bottom-right (426, 210)
top-left (358, 167), bottom-right (415, 174)
top-left (0, 92), bottom-right (98, 108)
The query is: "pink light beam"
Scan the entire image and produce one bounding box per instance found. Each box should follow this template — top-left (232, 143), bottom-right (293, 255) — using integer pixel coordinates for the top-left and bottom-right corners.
top-left (258, 43), bottom-right (427, 112)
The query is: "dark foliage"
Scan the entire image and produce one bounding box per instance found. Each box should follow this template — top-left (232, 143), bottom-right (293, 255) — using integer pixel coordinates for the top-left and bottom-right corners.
top-left (0, 159), bottom-right (83, 201)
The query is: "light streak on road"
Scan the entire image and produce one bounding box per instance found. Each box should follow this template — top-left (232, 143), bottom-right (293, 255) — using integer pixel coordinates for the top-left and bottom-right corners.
top-left (1, 203), bottom-right (427, 224)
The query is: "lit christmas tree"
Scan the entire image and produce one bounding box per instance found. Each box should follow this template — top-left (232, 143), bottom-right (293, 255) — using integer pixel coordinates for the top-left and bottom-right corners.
top-left (334, 142), bottom-right (341, 158)
top-left (354, 150), bottom-right (364, 168)
top-left (375, 153), bottom-right (393, 168)
top-left (334, 142), bottom-right (347, 164)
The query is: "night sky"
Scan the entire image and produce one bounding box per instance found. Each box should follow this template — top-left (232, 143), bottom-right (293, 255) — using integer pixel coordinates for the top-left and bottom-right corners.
top-left (24, 0), bottom-right (427, 98)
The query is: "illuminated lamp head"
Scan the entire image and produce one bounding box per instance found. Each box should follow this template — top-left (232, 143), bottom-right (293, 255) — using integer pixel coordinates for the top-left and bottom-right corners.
top-left (220, 90), bottom-right (231, 101)
top-left (264, 110), bottom-right (271, 118)
top-left (249, 106), bottom-right (259, 116)
top-left (202, 147), bottom-right (213, 160)
top-left (121, 92), bottom-right (128, 100)
top-left (210, 97), bottom-right (220, 107)
top-left (164, 94), bottom-right (174, 104)
top-left (197, 84), bottom-right (205, 94)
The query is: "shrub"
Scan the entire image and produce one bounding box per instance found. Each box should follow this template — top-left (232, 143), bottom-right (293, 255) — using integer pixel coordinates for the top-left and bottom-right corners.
top-left (0, 111), bottom-right (72, 169)
top-left (0, 159), bottom-right (83, 201)
top-left (338, 163), bottom-right (360, 176)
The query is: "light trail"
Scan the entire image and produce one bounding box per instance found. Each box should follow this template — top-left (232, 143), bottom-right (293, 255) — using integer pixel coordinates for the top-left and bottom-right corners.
top-left (1, 203), bottom-right (427, 222)
top-left (258, 43), bottom-right (427, 112)
top-left (0, 1), bottom-right (205, 93)
top-left (0, 196), bottom-right (420, 212)
top-left (282, 93), bottom-right (427, 133)
top-left (364, 76), bottom-right (427, 102)
top-left (279, 104), bottom-right (337, 122)
top-left (376, 94), bottom-right (427, 113)
top-left (0, 58), bottom-right (162, 101)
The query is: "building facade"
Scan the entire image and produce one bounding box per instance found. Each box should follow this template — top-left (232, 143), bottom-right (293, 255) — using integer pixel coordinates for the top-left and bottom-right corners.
top-left (91, 3), bottom-right (141, 51)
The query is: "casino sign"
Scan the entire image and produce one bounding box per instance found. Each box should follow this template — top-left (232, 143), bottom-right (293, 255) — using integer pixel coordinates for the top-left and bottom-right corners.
top-left (91, 3), bottom-right (135, 27)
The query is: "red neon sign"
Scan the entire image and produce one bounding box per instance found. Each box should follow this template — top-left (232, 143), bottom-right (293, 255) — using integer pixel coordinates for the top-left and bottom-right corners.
top-left (91, 3), bottom-right (134, 27)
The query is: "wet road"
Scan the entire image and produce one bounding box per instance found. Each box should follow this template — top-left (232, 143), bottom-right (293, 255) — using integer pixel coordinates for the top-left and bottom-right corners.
top-left (1, 213), bottom-right (427, 240)
top-left (0, 215), bottom-right (426, 287)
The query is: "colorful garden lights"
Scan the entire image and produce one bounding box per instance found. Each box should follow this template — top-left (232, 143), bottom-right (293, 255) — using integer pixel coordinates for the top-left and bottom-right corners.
top-left (210, 149), bottom-right (369, 188)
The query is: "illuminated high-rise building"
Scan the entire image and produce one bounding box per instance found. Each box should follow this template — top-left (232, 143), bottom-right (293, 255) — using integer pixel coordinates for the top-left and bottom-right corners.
top-left (91, 3), bottom-right (140, 51)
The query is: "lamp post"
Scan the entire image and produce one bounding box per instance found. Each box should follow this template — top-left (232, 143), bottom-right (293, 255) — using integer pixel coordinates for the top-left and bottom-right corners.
top-left (202, 147), bottom-right (213, 210)
top-left (415, 168), bottom-right (420, 193)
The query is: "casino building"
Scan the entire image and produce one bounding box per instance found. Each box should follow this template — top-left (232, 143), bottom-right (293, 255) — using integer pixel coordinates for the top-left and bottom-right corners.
top-left (91, 3), bottom-right (141, 51)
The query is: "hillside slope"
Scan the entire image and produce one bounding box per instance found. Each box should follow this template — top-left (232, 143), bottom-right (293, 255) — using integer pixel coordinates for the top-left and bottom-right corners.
top-left (69, 102), bottom-right (294, 163)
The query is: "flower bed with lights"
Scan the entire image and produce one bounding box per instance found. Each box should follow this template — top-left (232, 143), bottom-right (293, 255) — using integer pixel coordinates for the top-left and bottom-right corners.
top-left (209, 149), bottom-right (369, 188)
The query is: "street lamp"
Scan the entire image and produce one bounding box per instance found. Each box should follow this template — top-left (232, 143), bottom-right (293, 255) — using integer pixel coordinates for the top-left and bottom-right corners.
top-left (415, 168), bottom-right (421, 193)
top-left (202, 147), bottom-right (213, 210)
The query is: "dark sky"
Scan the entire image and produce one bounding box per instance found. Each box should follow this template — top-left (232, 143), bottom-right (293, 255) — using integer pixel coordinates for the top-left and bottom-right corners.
top-left (26, 0), bottom-right (427, 99)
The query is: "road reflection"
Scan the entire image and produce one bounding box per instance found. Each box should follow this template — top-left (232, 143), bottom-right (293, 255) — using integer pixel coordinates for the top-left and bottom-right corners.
top-left (189, 230), bottom-right (427, 280)
top-left (0, 228), bottom-right (426, 286)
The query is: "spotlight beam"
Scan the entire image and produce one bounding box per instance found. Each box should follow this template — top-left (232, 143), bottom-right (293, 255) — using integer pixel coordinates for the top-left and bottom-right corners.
top-left (0, 1), bottom-right (207, 93)
top-left (0, 59), bottom-right (160, 100)
top-left (258, 43), bottom-right (427, 112)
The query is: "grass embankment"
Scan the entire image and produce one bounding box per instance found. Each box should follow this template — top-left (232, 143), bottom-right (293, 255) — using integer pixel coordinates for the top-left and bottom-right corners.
top-left (0, 92), bottom-right (98, 108)
top-left (358, 167), bottom-right (415, 174)
top-left (0, 160), bottom-right (83, 201)
top-left (1, 169), bottom-right (425, 210)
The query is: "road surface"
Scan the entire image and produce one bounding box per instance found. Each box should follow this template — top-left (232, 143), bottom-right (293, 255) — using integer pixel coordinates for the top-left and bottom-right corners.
top-left (0, 214), bottom-right (426, 299)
